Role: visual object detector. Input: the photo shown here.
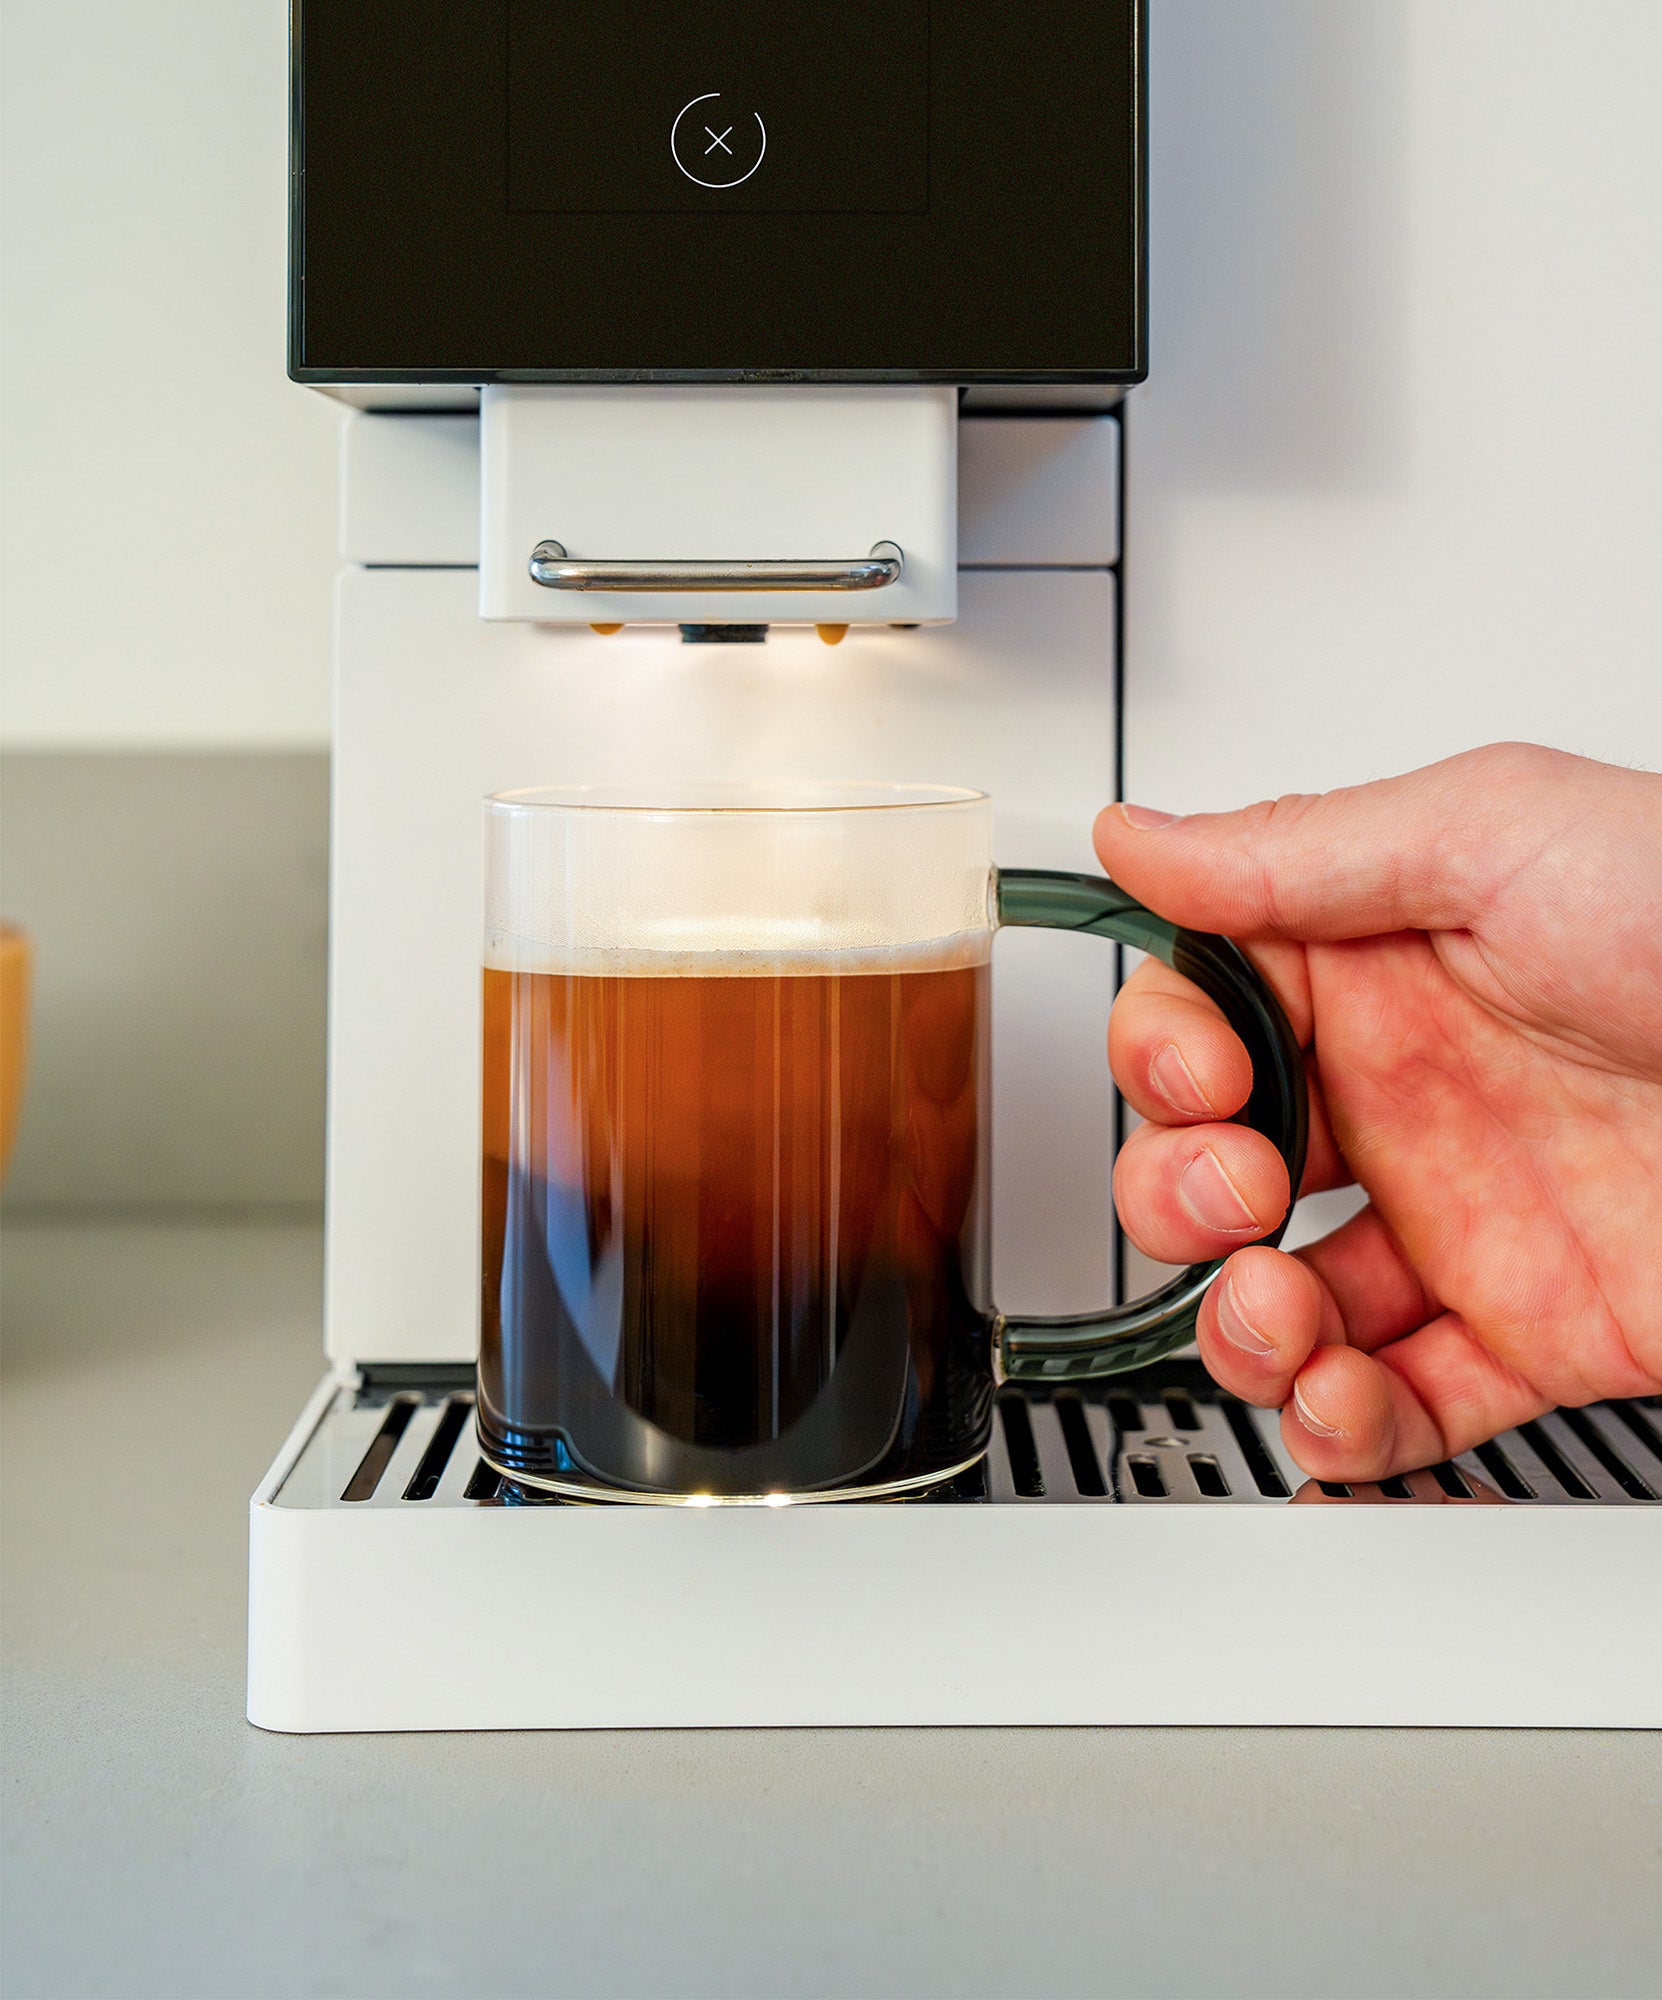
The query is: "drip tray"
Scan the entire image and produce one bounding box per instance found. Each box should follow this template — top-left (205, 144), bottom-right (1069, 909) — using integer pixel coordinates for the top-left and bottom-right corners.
top-left (249, 1363), bottom-right (1662, 1732)
top-left (272, 1362), bottom-right (1662, 1511)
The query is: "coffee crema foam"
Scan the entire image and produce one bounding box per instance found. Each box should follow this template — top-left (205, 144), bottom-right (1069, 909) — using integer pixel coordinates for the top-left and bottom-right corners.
top-left (483, 922), bottom-right (992, 979)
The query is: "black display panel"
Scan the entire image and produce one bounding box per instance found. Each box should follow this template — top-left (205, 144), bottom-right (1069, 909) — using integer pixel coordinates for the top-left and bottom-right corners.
top-left (291, 0), bottom-right (1145, 383)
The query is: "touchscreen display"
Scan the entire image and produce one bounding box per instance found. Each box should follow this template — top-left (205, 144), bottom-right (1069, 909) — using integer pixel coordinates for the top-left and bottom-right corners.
top-left (292, 0), bottom-right (1143, 381)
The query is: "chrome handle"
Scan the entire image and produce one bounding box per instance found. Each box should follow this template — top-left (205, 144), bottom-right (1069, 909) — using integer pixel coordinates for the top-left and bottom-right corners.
top-left (527, 541), bottom-right (904, 593)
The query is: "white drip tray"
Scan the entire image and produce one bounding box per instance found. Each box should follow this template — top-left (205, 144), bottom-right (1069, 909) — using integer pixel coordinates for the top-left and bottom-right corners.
top-left (248, 1369), bottom-right (1662, 1733)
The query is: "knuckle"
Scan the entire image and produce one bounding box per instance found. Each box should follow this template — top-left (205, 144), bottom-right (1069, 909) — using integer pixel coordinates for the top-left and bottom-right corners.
top-left (1469, 740), bottom-right (1560, 788)
top-left (1235, 792), bottom-right (1323, 931)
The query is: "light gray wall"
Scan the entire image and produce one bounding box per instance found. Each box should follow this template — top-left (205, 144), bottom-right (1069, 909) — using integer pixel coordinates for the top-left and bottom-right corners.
top-left (1127, 0), bottom-right (1662, 804)
top-left (1120, 0), bottom-right (1662, 1300)
top-left (0, 753), bottom-right (327, 1209)
top-left (1, 3), bottom-right (338, 1209)
top-left (0, 0), bottom-right (339, 747)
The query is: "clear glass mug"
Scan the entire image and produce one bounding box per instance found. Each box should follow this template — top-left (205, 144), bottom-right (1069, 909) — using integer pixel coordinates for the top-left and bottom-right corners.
top-left (477, 783), bottom-right (1306, 1503)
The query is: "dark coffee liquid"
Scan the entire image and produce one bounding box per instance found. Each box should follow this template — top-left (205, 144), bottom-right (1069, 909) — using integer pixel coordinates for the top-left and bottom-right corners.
top-left (477, 955), bottom-right (993, 1496)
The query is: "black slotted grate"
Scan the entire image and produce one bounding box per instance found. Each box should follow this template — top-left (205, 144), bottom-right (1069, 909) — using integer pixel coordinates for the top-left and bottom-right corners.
top-left (291, 1372), bottom-right (1662, 1509)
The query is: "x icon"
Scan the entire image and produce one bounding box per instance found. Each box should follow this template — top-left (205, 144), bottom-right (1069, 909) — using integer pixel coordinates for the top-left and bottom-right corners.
top-left (704, 125), bottom-right (734, 156)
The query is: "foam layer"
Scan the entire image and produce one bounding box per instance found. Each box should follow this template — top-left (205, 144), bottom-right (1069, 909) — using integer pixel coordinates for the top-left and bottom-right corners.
top-left (484, 923), bottom-right (992, 978)
top-left (482, 786), bottom-right (997, 978)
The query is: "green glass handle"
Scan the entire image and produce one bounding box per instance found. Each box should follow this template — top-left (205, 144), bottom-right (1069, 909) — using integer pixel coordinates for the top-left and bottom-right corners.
top-left (994, 869), bottom-right (1309, 1382)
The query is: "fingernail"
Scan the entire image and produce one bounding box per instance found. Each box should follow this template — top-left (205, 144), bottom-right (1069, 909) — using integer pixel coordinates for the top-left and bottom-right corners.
top-left (1293, 1378), bottom-right (1343, 1438)
top-left (1117, 803), bottom-right (1179, 831)
top-left (1150, 1041), bottom-right (1216, 1116)
top-left (1215, 1271), bottom-right (1275, 1355)
top-left (1177, 1147), bottom-right (1260, 1234)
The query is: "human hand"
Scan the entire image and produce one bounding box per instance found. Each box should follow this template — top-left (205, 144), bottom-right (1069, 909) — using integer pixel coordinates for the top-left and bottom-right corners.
top-left (1095, 743), bottom-right (1662, 1482)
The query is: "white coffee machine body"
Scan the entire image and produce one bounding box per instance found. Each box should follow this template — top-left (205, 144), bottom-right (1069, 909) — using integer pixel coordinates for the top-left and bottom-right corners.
top-left (247, 1), bottom-right (1662, 1731)
top-left (327, 405), bottom-right (1125, 1371)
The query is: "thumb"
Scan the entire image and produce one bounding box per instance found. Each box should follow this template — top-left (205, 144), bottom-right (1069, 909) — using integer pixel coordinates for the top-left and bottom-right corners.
top-left (1092, 744), bottom-right (1564, 942)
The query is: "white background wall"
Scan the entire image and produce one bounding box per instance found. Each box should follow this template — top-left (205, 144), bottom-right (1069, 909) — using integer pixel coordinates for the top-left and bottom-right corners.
top-left (1128, 0), bottom-right (1662, 808)
top-left (1, 0), bottom-right (338, 748)
top-left (1124, 0), bottom-right (1662, 1285)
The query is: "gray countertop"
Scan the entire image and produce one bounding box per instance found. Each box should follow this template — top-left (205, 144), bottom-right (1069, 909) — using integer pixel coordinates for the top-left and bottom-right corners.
top-left (3, 1219), bottom-right (1659, 2000)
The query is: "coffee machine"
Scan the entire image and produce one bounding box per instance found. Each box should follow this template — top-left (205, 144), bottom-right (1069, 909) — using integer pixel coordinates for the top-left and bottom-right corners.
top-left (248, 0), bottom-right (1660, 1730)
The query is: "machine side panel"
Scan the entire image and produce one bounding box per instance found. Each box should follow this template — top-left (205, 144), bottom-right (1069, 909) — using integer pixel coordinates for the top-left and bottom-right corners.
top-left (959, 418), bottom-right (1121, 568)
top-left (339, 415), bottom-right (479, 568)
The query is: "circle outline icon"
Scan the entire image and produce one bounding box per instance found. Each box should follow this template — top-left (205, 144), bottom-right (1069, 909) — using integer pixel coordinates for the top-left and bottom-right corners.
top-left (671, 92), bottom-right (767, 189)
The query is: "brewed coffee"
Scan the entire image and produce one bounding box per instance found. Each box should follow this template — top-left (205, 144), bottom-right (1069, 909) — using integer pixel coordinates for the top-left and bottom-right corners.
top-left (477, 946), bottom-right (995, 1496)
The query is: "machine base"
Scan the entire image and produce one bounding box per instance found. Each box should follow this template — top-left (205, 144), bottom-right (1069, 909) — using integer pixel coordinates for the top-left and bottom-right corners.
top-left (248, 1366), bottom-right (1662, 1733)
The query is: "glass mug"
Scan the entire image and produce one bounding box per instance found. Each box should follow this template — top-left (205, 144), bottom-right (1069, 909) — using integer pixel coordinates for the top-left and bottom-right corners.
top-left (477, 784), bottom-right (1306, 1503)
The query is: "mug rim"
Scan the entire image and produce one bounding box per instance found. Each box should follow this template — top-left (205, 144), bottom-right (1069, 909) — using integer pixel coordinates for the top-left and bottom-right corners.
top-left (485, 781), bottom-right (989, 817)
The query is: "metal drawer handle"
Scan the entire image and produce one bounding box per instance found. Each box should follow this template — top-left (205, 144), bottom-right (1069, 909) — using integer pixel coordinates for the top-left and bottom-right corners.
top-left (527, 541), bottom-right (904, 593)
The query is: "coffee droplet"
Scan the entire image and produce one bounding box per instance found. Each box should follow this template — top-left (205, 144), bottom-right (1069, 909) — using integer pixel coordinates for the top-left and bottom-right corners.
top-left (816, 624), bottom-right (849, 646)
top-left (589, 623), bottom-right (624, 636)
